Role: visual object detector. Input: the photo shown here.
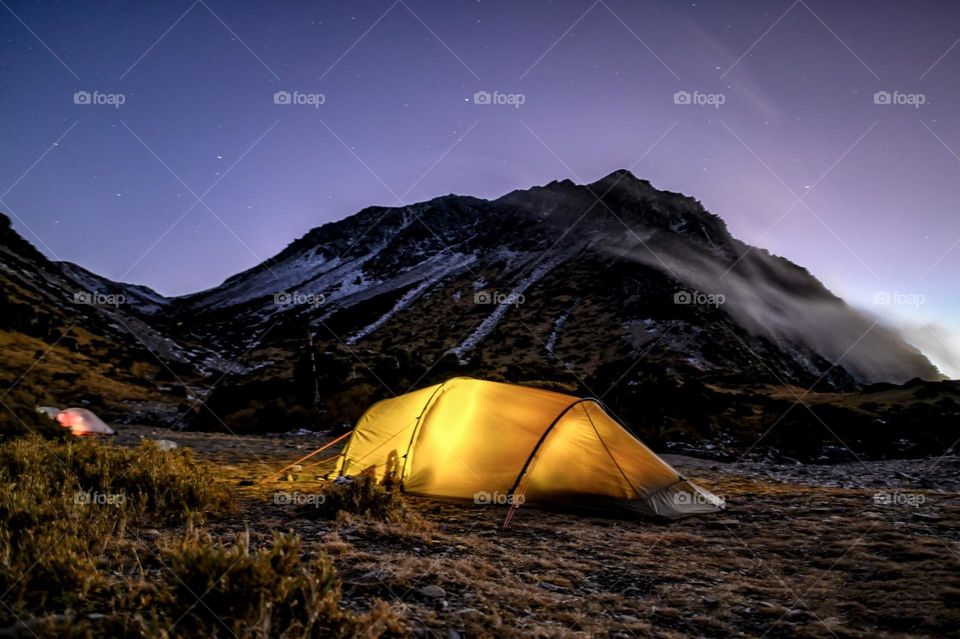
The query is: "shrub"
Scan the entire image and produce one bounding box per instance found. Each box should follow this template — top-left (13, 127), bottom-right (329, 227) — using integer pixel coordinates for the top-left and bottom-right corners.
top-left (310, 476), bottom-right (413, 524)
top-left (142, 529), bottom-right (361, 638)
top-left (0, 436), bottom-right (231, 522)
top-left (0, 436), bottom-right (231, 623)
top-left (0, 388), bottom-right (66, 440)
top-left (0, 437), bottom-right (404, 638)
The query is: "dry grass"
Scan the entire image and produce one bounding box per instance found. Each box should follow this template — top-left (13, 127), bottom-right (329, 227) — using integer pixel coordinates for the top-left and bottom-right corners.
top-left (3, 427), bottom-right (958, 637)
top-left (0, 435), bottom-right (408, 638)
top-left (307, 475), bottom-right (425, 527)
top-left (0, 331), bottom-right (162, 407)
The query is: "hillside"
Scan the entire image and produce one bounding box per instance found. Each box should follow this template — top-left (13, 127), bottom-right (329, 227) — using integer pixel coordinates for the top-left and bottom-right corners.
top-left (0, 171), bottom-right (953, 458)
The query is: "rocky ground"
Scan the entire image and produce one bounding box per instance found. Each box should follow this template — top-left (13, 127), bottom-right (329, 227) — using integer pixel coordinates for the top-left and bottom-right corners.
top-left (117, 426), bottom-right (960, 638)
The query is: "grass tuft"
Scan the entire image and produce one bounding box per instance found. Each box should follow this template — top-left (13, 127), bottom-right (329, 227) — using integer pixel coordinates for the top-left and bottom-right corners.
top-left (138, 528), bottom-right (381, 638)
top-left (0, 435), bottom-right (406, 637)
top-left (310, 476), bottom-right (416, 525)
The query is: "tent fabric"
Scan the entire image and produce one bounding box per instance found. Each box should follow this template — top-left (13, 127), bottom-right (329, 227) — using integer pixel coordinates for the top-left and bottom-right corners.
top-left (332, 378), bottom-right (721, 519)
top-left (35, 406), bottom-right (60, 420)
top-left (55, 408), bottom-right (115, 436)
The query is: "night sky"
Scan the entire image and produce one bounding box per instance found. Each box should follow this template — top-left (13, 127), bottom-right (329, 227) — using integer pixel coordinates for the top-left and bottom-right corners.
top-left (1, 1), bottom-right (958, 376)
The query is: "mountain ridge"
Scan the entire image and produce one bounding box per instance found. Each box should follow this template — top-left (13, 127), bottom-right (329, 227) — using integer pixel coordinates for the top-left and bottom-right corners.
top-left (2, 170), bottom-right (954, 459)
top-left (0, 169), bottom-right (942, 387)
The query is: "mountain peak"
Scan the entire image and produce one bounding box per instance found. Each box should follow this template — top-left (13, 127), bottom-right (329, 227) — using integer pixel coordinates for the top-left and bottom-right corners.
top-left (600, 168), bottom-right (642, 181)
top-left (590, 169), bottom-right (651, 191)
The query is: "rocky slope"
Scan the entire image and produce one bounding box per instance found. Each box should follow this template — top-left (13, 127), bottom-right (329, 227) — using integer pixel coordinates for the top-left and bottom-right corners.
top-left (0, 171), bottom-right (952, 456)
top-left (0, 213), bottom-right (224, 424)
top-left (168, 170), bottom-right (939, 388)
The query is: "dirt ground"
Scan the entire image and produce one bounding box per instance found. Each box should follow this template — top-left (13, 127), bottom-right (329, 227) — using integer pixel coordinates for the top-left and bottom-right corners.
top-left (117, 426), bottom-right (960, 638)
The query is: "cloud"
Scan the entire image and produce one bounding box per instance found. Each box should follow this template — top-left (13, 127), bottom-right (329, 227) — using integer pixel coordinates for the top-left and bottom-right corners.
top-left (607, 233), bottom-right (943, 384)
top-left (887, 322), bottom-right (960, 380)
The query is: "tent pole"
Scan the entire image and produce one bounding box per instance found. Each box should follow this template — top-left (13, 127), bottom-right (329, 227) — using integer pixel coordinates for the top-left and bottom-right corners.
top-left (396, 381), bottom-right (447, 488)
top-left (502, 398), bottom-right (595, 529)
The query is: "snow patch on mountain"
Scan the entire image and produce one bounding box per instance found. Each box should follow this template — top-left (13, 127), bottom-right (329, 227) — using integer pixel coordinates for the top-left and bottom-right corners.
top-left (59, 262), bottom-right (170, 316)
top-left (449, 252), bottom-right (570, 363)
top-left (545, 305), bottom-right (574, 356)
top-left (347, 253), bottom-right (476, 344)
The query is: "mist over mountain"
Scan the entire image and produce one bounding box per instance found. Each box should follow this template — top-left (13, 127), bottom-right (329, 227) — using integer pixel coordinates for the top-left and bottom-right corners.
top-left (0, 171), bottom-right (950, 458)
top-left (161, 169), bottom-right (939, 387)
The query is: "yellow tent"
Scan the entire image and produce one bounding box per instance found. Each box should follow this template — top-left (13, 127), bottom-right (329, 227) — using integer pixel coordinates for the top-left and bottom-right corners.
top-left (330, 378), bottom-right (722, 519)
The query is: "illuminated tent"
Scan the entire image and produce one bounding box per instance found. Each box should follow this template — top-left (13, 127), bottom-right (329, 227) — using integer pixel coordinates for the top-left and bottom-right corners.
top-left (329, 378), bottom-right (722, 519)
top-left (55, 407), bottom-right (115, 436)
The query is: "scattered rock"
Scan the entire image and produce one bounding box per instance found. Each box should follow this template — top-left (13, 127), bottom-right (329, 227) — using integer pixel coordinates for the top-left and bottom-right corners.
top-left (152, 439), bottom-right (178, 451)
top-left (419, 585), bottom-right (446, 600)
top-left (357, 568), bottom-right (392, 583)
top-left (784, 608), bottom-right (807, 621)
top-left (912, 512), bottom-right (942, 522)
top-left (141, 529), bottom-right (162, 539)
top-left (539, 582), bottom-right (566, 593)
top-left (703, 594), bottom-right (720, 607)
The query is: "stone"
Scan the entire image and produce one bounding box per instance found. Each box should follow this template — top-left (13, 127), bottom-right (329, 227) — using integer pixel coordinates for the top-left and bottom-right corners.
top-left (419, 585), bottom-right (446, 600)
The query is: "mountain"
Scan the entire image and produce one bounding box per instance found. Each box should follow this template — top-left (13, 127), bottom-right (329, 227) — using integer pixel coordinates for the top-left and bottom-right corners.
top-left (1, 171), bottom-right (953, 458)
top-left (170, 169), bottom-right (939, 387)
top-left (0, 213), bottom-right (226, 426)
